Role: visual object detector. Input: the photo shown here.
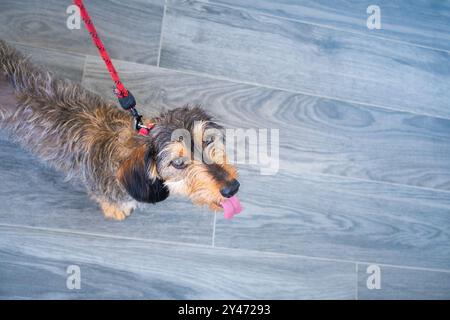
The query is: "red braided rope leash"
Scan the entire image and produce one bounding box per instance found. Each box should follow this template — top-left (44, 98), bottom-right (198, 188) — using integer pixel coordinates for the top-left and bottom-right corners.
top-left (73, 0), bottom-right (153, 136)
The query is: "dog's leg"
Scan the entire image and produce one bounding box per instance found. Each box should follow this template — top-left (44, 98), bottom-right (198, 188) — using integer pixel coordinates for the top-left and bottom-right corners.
top-left (96, 198), bottom-right (134, 221)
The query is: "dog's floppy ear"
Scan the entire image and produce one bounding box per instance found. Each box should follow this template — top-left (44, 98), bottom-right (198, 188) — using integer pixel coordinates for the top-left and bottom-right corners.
top-left (118, 143), bottom-right (169, 203)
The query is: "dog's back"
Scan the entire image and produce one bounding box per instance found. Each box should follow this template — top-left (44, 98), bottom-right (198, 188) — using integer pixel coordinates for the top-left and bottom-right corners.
top-left (0, 40), bottom-right (137, 196)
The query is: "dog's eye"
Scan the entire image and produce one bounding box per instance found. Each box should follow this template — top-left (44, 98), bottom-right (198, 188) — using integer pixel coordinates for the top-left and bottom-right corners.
top-left (204, 136), bottom-right (215, 146)
top-left (171, 157), bottom-right (188, 169)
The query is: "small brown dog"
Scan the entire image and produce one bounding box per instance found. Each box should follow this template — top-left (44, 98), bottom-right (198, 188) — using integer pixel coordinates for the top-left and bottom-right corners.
top-left (0, 40), bottom-right (240, 220)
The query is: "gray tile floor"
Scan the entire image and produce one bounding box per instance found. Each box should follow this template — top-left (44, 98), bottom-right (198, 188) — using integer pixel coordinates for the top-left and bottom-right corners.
top-left (0, 0), bottom-right (449, 299)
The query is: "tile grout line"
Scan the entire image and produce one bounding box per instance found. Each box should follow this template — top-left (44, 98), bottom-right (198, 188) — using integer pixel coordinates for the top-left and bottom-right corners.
top-left (8, 40), bottom-right (85, 58)
top-left (0, 222), bottom-right (215, 251)
top-left (9, 41), bottom-right (450, 122)
top-left (2, 223), bottom-right (450, 275)
top-left (155, 65), bottom-right (450, 122)
top-left (212, 212), bottom-right (217, 247)
top-left (290, 170), bottom-right (450, 198)
top-left (156, 1), bottom-right (168, 67)
top-left (355, 263), bottom-right (359, 300)
top-left (80, 54), bottom-right (89, 85)
top-left (200, 0), bottom-right (450, 55)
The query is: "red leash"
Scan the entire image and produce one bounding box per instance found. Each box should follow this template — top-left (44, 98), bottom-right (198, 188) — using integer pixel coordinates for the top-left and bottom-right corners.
top-left (73, 0), bottom-right (153, 136)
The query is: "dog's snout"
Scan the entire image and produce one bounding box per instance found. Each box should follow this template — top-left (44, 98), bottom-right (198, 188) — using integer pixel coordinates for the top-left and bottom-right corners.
top-left (220, 179), bottom-right (240, 198)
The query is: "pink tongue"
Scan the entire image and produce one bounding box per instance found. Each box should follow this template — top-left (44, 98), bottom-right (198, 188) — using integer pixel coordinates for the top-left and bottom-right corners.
top-left (221, 196), bottom-right (242, 219)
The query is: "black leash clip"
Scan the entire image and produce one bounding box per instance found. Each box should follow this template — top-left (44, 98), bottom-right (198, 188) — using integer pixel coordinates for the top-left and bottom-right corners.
top-left (129, 107), bottom-right (145, 131)
top-left (114, 89), bottom-right (144, 131)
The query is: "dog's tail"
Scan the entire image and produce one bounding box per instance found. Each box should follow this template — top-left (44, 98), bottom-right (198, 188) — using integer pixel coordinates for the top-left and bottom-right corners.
top-left (0, 39), bottom-right (55, 99)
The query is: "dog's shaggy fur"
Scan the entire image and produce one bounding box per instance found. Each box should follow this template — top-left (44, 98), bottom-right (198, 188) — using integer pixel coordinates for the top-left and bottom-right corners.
top-left (0, 40), bottom-right (239, 220)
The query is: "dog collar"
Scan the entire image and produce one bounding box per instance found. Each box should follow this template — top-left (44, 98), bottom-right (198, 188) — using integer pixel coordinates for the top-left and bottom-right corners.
top-left (138, 122), bottom-right (155, 136)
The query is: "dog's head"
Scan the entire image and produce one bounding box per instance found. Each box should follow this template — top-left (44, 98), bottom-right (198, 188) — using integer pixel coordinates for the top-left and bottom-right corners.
top-left (118, 106), bottom-right (240, 213)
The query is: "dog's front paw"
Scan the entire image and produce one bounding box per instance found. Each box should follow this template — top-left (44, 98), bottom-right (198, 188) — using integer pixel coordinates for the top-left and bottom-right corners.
top-left (99, 201), bottom-right (131, 221)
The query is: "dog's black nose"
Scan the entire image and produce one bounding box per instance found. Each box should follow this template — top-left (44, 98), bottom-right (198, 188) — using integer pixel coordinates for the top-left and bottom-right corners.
top-left (220, 179), bottom-right (240, 198)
